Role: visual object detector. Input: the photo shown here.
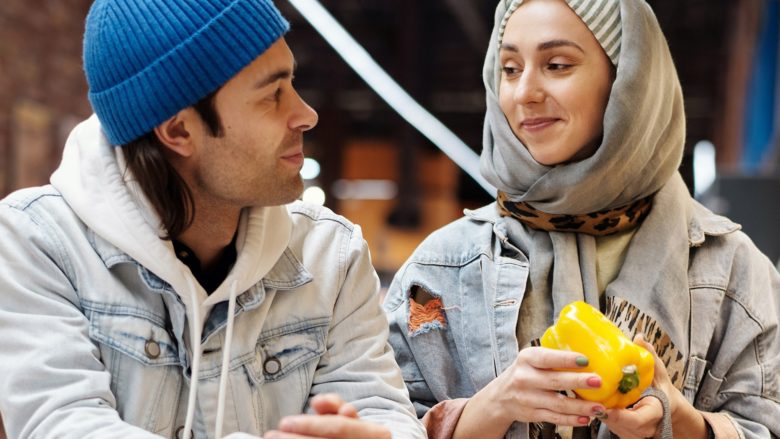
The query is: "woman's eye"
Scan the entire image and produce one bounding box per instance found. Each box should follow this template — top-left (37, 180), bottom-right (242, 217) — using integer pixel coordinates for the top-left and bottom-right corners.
top-left (548, 63), bottom-right (572, 71)
top-left (502, 66), bottom-right (521, 76)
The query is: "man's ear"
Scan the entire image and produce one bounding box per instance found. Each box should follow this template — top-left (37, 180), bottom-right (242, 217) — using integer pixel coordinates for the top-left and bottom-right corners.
top-left (154, 108), bottom-right (201, 158)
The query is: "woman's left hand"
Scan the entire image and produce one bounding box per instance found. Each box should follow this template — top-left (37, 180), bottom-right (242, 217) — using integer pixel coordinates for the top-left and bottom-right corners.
top-left (601, 335), bottom-right (706, 438)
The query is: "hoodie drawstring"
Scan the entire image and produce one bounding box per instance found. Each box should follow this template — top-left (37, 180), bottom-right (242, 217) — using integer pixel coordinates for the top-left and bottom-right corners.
top-left (183, 275), bottom-right (203, 439)
top-left (214, 280), bottom-right (240, 438)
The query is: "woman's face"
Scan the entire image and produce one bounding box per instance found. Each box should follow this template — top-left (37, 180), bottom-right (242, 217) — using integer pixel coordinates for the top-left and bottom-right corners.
top-left (498, 0), bottom-right (615, 166)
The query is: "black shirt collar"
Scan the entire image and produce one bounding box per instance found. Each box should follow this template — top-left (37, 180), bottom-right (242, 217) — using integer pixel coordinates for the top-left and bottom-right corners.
top-left (172, 236), bottom-right (237, 294)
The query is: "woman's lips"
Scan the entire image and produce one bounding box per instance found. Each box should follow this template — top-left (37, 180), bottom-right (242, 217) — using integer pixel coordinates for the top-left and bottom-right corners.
top-left (521, 117), bottom-right (559, 132)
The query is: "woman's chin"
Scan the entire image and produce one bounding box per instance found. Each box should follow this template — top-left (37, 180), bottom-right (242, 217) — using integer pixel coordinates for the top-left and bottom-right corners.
top-left (527, 143), bottom-right (600, 167)
top-left (528, 150), bottom-right (567, 166)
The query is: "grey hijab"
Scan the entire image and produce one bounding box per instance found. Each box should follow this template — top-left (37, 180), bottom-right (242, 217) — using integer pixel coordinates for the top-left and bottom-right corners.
top-left (481, 0), bottom-right (692, 359)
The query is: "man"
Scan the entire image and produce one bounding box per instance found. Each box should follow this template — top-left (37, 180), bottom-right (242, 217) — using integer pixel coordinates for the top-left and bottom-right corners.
top-left (0, 1), bottom-right (425, 438)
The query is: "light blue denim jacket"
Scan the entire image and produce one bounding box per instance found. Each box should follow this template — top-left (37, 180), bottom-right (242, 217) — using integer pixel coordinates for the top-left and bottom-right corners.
top-left (385, 203), bottom-right (780, 438)
top-left (0, 117), bottom-right (425, 439)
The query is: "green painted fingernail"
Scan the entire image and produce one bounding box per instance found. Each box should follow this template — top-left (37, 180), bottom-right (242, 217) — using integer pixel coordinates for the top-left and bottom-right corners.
top-left (576, 356), bottom-right (589, 367)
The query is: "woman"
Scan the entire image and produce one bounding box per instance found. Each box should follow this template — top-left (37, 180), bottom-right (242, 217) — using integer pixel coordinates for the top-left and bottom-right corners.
top-left (384, 0), bottom-right (780, 438)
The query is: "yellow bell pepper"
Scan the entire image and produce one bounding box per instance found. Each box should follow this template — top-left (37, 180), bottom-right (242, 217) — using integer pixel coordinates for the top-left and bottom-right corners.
top-left (540, 300), bottom-right (654, 409)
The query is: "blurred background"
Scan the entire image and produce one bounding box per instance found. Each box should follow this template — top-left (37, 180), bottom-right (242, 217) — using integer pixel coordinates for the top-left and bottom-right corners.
top-left (2, 0), bottom-right (780, 291)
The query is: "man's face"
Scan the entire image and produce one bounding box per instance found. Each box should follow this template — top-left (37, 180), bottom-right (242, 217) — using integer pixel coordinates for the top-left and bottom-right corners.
top-left (189, 38), bottom-right (318, 209)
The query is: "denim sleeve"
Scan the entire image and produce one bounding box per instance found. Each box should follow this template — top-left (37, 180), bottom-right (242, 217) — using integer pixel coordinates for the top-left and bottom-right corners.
top-left (0, 205), bottom-right (161, 438)
top-left (383, 267), bottom-right (440, 419)
top-left (693, 238), bottom-right (780, 438)
top-left (307, 224), bottom-right (425, 439)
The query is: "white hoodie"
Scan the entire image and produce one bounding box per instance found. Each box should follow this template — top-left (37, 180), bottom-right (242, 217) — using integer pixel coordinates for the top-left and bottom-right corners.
top-left (51, 115), bottom-right (292, 438)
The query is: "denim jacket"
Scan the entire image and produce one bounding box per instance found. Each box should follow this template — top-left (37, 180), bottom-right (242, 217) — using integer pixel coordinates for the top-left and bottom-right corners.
top-left (385, 203), bottom-right (780, 438)
top-left (0, 116), bottom-right (425, 439)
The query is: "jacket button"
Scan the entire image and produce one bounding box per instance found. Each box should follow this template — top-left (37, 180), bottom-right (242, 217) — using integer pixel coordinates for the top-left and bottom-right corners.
top-left (175, 426), bottom-right (193, 439)
top-left (144, 339), bottom-right (161, 359)
top-left (263, 356), bottom-right (281, 374)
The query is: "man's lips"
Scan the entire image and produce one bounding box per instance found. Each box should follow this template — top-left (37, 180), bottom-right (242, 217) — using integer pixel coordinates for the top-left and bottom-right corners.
top-left (281, 150), bottom-right (304, 165)
top-left (520, 117), bottom-right (560, 132)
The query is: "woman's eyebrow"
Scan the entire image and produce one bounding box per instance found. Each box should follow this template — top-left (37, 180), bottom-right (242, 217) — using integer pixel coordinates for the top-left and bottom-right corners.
top-left (500, 40), bottom-right (585, 54)
top-left (537, 39), bottom-right (584, 53)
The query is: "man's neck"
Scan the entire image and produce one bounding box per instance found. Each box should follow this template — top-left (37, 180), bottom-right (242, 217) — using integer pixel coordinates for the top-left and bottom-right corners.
top-left (176, 202), bottom-right (242, 271)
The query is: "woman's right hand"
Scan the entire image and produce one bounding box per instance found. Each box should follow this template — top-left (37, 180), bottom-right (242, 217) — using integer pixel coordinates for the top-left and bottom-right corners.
top-left (453, 347), bottom-right (605, 439)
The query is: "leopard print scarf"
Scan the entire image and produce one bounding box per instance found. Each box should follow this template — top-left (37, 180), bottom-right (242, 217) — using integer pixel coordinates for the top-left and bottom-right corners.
top-left (497, 191), bottom-right (653, 235)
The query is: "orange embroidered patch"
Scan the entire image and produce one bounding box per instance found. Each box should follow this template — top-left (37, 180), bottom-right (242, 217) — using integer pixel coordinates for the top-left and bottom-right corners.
top-left (408, 296), bottom-right (447, 336)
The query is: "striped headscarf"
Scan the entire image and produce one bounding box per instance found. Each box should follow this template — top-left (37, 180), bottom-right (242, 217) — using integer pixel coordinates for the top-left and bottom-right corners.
top-left (499, 0), bottom-right (622, 65)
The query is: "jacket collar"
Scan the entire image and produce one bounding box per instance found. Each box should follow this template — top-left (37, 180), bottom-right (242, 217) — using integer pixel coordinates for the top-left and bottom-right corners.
top-left (91, 228), bottom-right (312, 298)
top-left (687, 199), bottom-right (740, 247)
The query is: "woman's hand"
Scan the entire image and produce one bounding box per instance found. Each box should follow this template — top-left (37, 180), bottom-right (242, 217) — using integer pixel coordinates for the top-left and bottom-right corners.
top-left (453, 347), bottom-right (605, 439)
top-left (264, 394), bottom-right (391, 439)
top-left (602, 335), bottom-right (708, 439)
top-left (600, 395), bottom-right (663, 438)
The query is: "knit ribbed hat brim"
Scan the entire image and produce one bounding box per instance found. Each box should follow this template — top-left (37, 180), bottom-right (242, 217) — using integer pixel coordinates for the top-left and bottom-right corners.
top-left (84, 0), bottom-right (289, 145)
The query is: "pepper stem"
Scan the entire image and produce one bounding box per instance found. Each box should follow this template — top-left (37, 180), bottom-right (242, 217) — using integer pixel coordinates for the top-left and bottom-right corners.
top-left (618, 365), bottom-right (640, 394)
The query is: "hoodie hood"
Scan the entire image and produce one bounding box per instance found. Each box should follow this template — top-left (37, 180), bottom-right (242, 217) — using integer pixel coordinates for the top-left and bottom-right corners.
top-left (50, 114), bottom-right (292, 318)
top-left (51, 114), bottom-right (294, 439)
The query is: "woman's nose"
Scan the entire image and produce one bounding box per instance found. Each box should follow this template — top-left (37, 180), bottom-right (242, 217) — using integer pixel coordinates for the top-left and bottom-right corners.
top-left (514, 70), bottom-right (545, 104)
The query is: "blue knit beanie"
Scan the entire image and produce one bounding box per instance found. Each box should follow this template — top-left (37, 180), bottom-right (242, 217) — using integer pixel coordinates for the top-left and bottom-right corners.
top-left (83, 0), bottom-right (290, 145)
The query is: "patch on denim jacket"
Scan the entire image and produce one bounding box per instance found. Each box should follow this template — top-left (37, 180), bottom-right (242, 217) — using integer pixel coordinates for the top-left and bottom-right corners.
top-left (408, 285), bottom-right (447, 336)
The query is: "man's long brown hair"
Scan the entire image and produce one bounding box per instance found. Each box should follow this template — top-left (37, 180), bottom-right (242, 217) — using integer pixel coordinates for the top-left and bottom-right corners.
top-left (122, 89), bottom-right (223, 239)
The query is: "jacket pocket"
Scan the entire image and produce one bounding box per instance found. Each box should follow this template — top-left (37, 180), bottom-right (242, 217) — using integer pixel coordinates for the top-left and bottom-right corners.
top-left (89, 310), bottom-right (178, 366)
top-left (245, 319), bottom-right (329, 430)
top-left (255, 319), bottom-right (328, 382)
top-left (86, 306), bottom-right (181, 433)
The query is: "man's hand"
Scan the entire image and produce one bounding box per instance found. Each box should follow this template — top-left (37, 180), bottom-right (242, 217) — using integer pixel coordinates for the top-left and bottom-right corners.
top-left (264, 394), bottom-right (391, 439)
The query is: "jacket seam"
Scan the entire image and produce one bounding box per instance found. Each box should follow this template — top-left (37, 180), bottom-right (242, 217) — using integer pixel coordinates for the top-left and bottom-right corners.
top-left (384, 266), bottom-right (411, 312)
top-left (691, 281), bottom-right (767, 334)
top-left (341, 225), bottom-right (353, 287)
top-left (4, 190), bottom-right (62, 211)
top-left (722, 289), bottom-right (765, 332)
top-left (405, 251), bottom-right (484, 269)
top-left (718, 391), bottom-right (780, 405)
top-left (4, 202), bottom-right (79, 292)
top-left (256, 316), bottom-right (331, 341)
top-left (82, 300), bottom-right (168, 327)
top-left (289, 209), bottom-right (354, 233)
top-left (689, 283), bottom-right (727, 291)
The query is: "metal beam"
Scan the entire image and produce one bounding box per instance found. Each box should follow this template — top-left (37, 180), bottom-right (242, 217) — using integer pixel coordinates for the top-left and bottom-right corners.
top-left (287, 0), bottom-right (496, 197)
